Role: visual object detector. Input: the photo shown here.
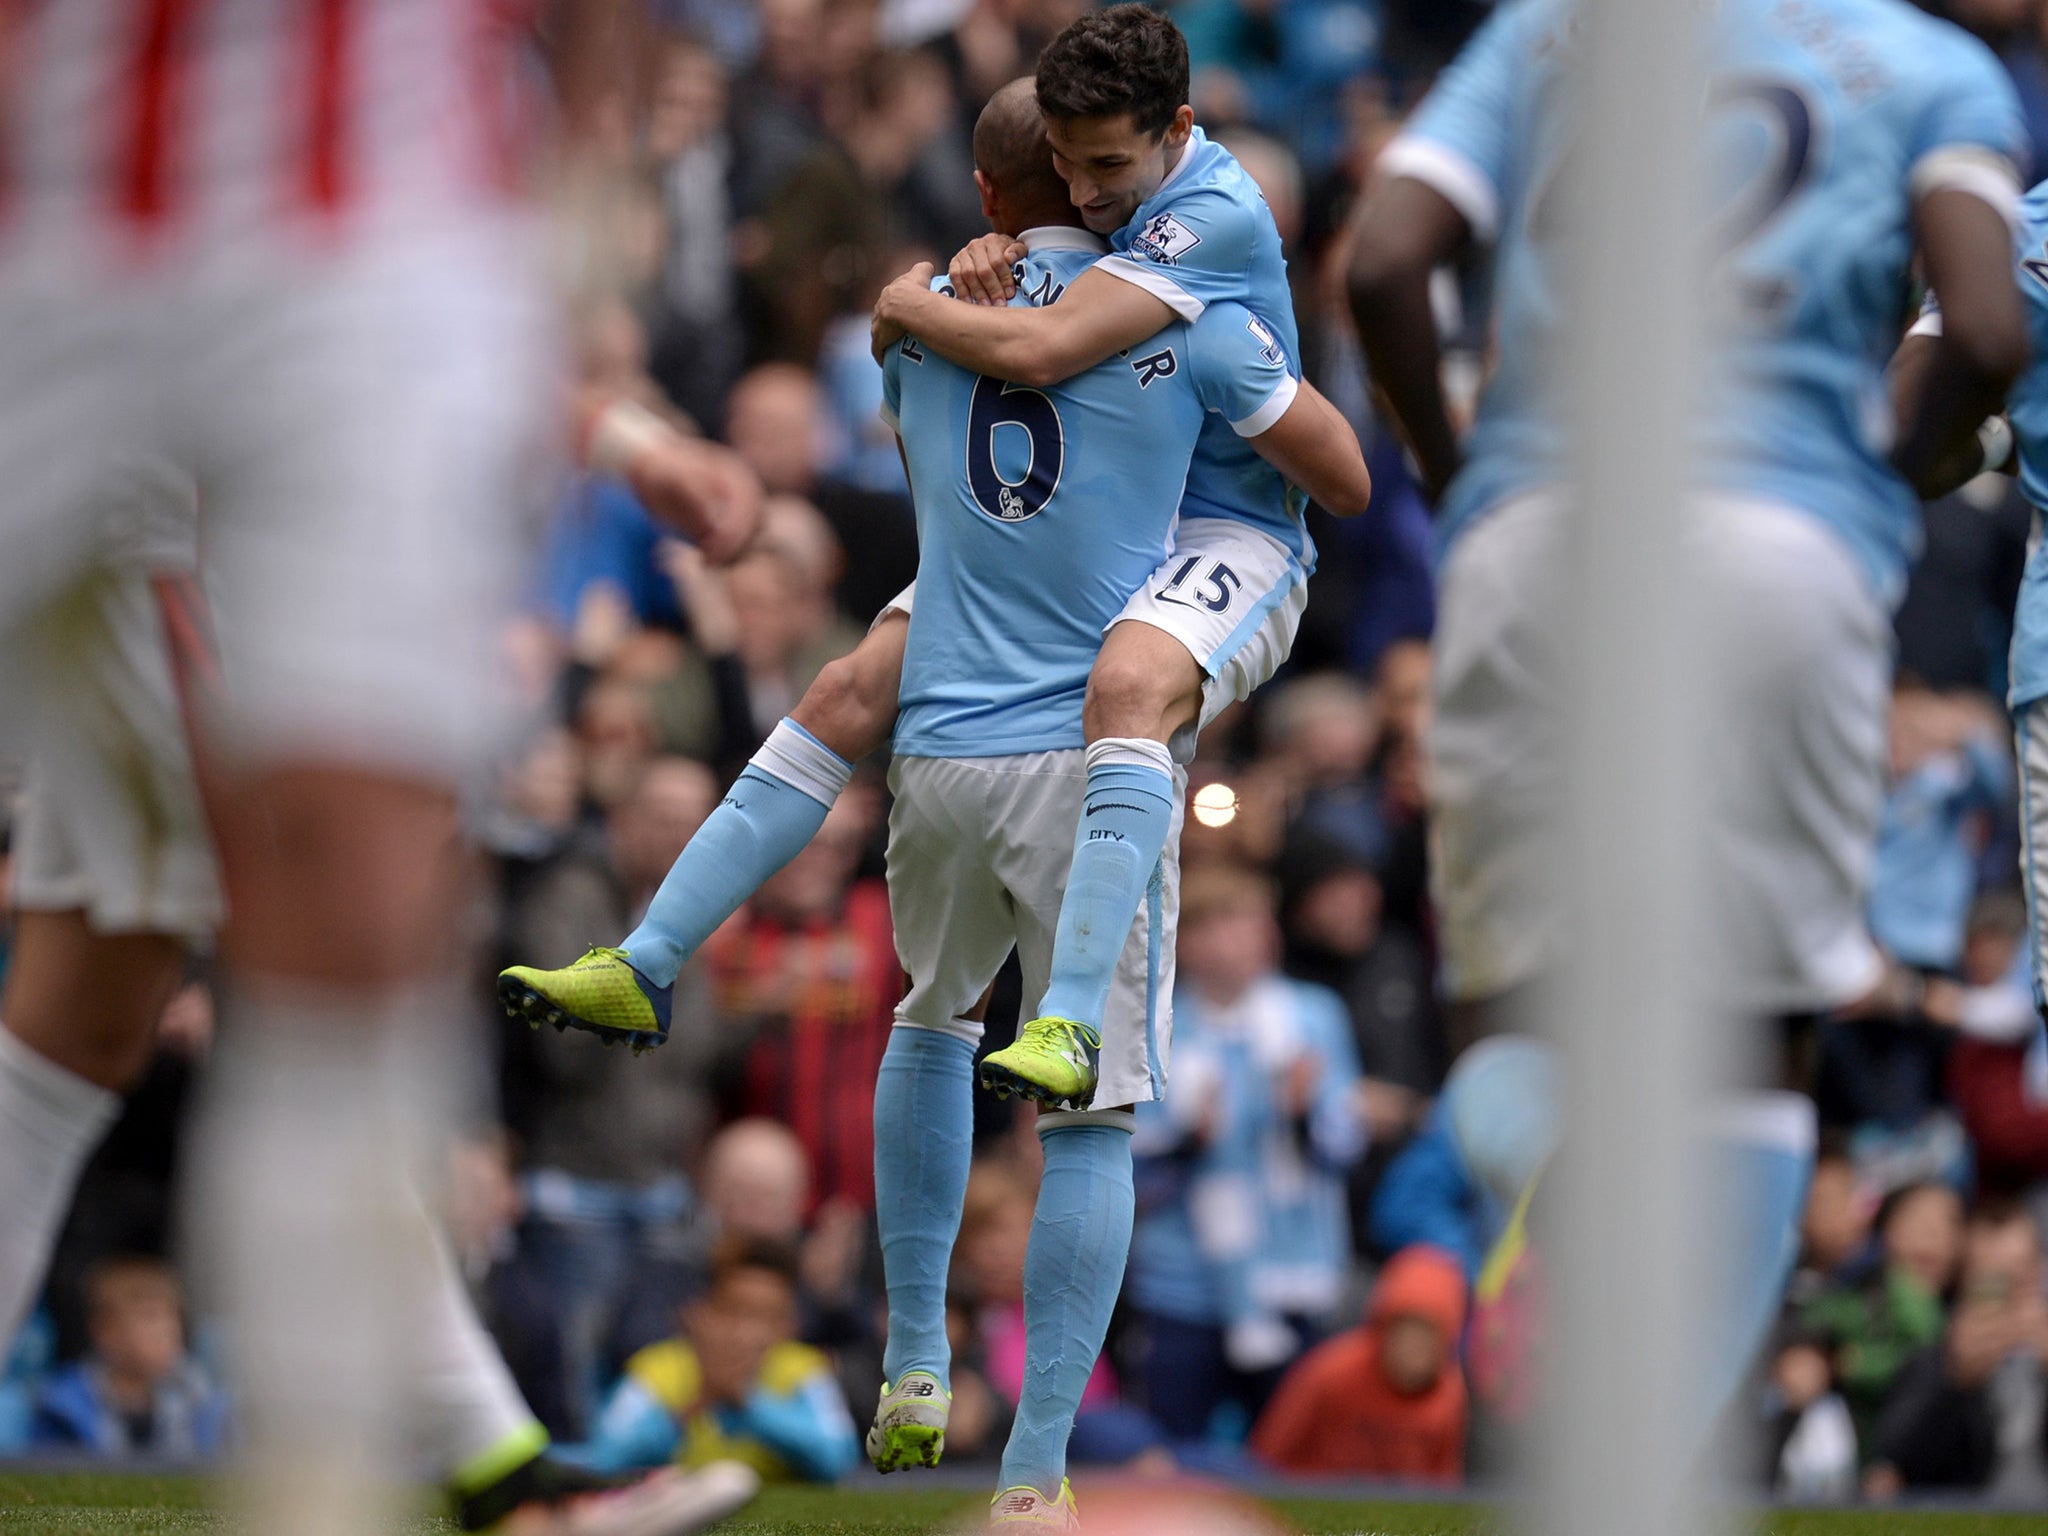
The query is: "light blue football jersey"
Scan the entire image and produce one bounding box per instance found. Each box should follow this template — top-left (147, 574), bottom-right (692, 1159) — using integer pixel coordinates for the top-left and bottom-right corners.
top-left (1394, 0), bottom-right (2024, 605)
top-left (1982, 182), bottom-right (2048, 707)
top-left (1100, 126), bottom-right (1312, 566)
top-left (883, 232), bottom-right (1299, 759)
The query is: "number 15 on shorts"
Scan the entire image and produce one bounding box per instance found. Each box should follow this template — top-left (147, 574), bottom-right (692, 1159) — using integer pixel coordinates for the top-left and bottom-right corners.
top-left (1155, 555), bottom-right (1242, 614)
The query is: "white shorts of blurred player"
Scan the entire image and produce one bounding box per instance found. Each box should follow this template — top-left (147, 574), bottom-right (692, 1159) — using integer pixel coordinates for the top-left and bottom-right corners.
top-left (1431, 491), bottom-right (1889, 1016)
top-left (0, 222), bottom-right (554, 780)
top-left (10, 461), bottom-right (221, 943)
top-left (2012, 701), bottom-right (2048, 1009)
top-left (885, 752), bottom-right (1187, 1109)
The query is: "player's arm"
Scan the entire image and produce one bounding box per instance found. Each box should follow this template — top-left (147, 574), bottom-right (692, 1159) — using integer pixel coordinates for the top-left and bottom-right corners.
top-left (873, 262), bottom-right (1179, 387)
top-left (1245, 379), bottom-right (1374, 517)
top-left (1344, 175), bottom-right (1473, 504)
top-left (1190, 301), bottom-right (1372, 517)
top-left (550, 0), bottom-right (645, 150)
top-left (1345, 1), bottom-right (1518, 507)
top-left (1891, 187), bottom-right (2030, 500)
top-left (574, 388), bottom-right (764, 563)
top-left (1890, 321), bottom-right (2017, 502)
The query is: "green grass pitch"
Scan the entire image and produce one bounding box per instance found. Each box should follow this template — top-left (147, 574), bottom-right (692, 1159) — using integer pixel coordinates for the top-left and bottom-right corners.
top-left (2, 1473), bottom-right (2046, 1536)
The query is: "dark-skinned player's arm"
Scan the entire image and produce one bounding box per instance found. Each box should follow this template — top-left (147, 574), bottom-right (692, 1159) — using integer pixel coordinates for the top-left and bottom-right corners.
top-left (551, 0), bottom-right (644, 150)
top-left (1246, 378), bottom-right (1374, 517)
top-left (1890, 185), bottom-right (2030, 501)
top-left (1889, 334), bottom-right (2017, 505)
top-left (873, 262), bottom-right (1179, 385)
top-left (1344, 174), bottom-right (1474, 508)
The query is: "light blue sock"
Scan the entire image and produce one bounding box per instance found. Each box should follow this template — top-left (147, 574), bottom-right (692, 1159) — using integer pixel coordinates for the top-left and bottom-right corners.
top-left (623, 719), bottom-right (852, 985)
top-left (874, 1025), bottom-right (976, 1390)
top-left (1034, 739), bottom-right (1176, 1028)
top-left (1696, 1094), bottom-right (1815, 1440)
top-left (999, 1119), bottom-right (1135, 1499)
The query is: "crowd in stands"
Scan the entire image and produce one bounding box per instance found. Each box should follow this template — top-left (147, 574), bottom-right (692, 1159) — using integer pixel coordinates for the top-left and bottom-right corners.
top-left (10, 0), bottom-right (2048, 1502)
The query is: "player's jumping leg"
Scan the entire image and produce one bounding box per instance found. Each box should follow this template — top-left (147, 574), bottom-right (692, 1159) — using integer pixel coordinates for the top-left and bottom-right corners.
top-left (867, 1019), bottom-right (978, 1471)
top-left (984, 622), bottom-right (1197, 1107)
top-left (499, 613), bottom-right (906, 1050)
top-left (988, 1109), bottom-right (1135, 1528)
top-left (0, 913), bottom-right (183, 1346)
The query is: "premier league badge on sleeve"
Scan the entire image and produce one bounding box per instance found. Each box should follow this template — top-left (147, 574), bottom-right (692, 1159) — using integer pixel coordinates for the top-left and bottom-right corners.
top-left (1135, 211), bottom-right (1202, 265)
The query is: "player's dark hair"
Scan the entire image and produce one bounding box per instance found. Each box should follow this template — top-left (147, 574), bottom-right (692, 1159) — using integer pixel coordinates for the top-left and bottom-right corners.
top-left (1035, 5), bottom-right (1189, 138)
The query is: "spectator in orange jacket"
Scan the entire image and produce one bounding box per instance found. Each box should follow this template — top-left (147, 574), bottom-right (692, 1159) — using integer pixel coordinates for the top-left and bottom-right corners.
top-left (1249, 1245), bottom-right (1469, 1483)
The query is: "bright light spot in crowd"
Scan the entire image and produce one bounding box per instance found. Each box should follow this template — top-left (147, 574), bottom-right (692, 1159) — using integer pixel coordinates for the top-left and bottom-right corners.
top-left (1191, 781), bottom-right (1239, 829)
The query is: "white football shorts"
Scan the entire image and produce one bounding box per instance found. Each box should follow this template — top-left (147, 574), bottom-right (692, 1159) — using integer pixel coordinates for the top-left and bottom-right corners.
top-left (2014, 699), bottom-right (2048, 1010)
top-left (885, 751), bottom-right (1187, 1108)
top-left (1430, 491), bottom-right (1888, 1014)
top-left (1113, 518), bottom-right (1309, 761)
top-left (0, 220), bottom-right (554, 779)
top-left (877, 517), bottom-right (1307, 764)
top-left (11, 461), bottom-right (221, 941)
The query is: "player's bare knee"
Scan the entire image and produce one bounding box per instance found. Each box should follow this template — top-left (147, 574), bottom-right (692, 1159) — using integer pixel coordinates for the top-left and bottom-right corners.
top-left (2, 916), bottom-right (184, 1093)
top-left (1083, 650), bottom-right (1191, 743)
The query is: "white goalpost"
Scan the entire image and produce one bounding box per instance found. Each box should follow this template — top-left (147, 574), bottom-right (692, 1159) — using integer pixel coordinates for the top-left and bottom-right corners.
top-left (1545, 3), bottom-right (1718, 1536)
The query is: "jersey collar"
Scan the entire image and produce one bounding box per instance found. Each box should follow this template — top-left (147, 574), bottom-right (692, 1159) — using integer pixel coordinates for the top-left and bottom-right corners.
top-left (1155, 125), bottom-right (1205, 197)
top-left (1019, 226), bottom-right (1108, 254)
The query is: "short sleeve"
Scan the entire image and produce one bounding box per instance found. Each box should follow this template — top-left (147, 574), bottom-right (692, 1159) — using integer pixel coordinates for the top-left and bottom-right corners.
top-left (1185, 300), bottom-right (1299, 437)
top-left (1097, 187), bottom-right (1262, 323)
top-left (1375, 0), bottom-right (1538, 243)
top-left (1908, 32), bottom-right (2027, 224)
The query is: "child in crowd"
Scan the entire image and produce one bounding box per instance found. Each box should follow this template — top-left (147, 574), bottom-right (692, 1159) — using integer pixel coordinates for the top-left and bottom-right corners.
top-left (30, 1256), bottom-right (230, 1459)
top-left (1127, 864), bottom-right (1365, 1442)
top-left (1794, 1181), bottom-right (1962, 1453)
top-left (1249, 1245), bottom-right (1469, 1483)
top-left (569, 1236), bottom-right (858, 1482)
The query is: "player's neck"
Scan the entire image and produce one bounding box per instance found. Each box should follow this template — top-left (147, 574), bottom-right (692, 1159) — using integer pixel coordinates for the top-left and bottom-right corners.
top-left (1017, 224), bottom-right (1106, 254)
top-left (1161, 134), bottom-right (1189, 184)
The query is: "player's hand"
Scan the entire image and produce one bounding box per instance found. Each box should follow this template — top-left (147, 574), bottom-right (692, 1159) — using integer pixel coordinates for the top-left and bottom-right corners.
top-left (626, 436), bottom-right (762, 566)
top-left (949, 234), bottom-right (1025, 305)
top-left (872, 261), bottom-right (937, 357)
top-left (659, 542), bottom-right (742, 656)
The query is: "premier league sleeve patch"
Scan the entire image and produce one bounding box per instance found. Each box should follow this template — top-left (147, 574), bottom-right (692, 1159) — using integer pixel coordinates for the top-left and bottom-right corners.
top-left (1134, 211), bottom-right (1203, 266)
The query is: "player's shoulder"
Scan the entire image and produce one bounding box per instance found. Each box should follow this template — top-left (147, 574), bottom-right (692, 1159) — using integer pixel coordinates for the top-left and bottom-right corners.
top-left (1010, 243), bottom-right (1101, 307)
top-left (1138, 130), bottom-right (1270, 250)
top-left (1749, 0), bottom-right (2009, 94)
top-left (2020, 178), bottom-right (2048, 240)
top-left (1447, 0), bottom-right (1575, 70)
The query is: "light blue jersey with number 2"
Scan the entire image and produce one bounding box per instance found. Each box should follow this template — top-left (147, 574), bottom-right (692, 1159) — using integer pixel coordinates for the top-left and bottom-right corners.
top-left (882, 233), bottom-right (1298, 759)
top-left (1393, 0), bottom-right (2023, 607)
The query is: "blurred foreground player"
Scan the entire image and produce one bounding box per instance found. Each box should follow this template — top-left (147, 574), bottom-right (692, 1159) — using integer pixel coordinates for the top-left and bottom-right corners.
top-left (1346, 0), bottom-right (2029, 1430)
top-left (0, 4), bottom-right (747, 1533)
top-left (0, 465), bottom-right (758, 1531)
top-left (1895, 177), bottom-right (2048, 1083)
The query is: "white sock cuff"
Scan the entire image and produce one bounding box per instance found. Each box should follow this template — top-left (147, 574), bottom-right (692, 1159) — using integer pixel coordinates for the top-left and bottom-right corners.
top-left (0, 1025), bottom-right (122, 1145)
top-left (1701, 1090), bottom-right (1818, 1157)
top-left (1038, 1107), bottom-right (1137, 1136)
top-left (894, 1012), bottom-right (985, 1049)
top-left (754, 718), bottom-right (855, 809)
top-left (1084, 737), bottom-right (1175, 778)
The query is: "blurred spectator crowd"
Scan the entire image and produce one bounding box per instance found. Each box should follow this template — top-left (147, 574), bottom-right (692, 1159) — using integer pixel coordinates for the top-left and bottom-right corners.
top-left (11, 0), bottom-right (2048, 1503)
